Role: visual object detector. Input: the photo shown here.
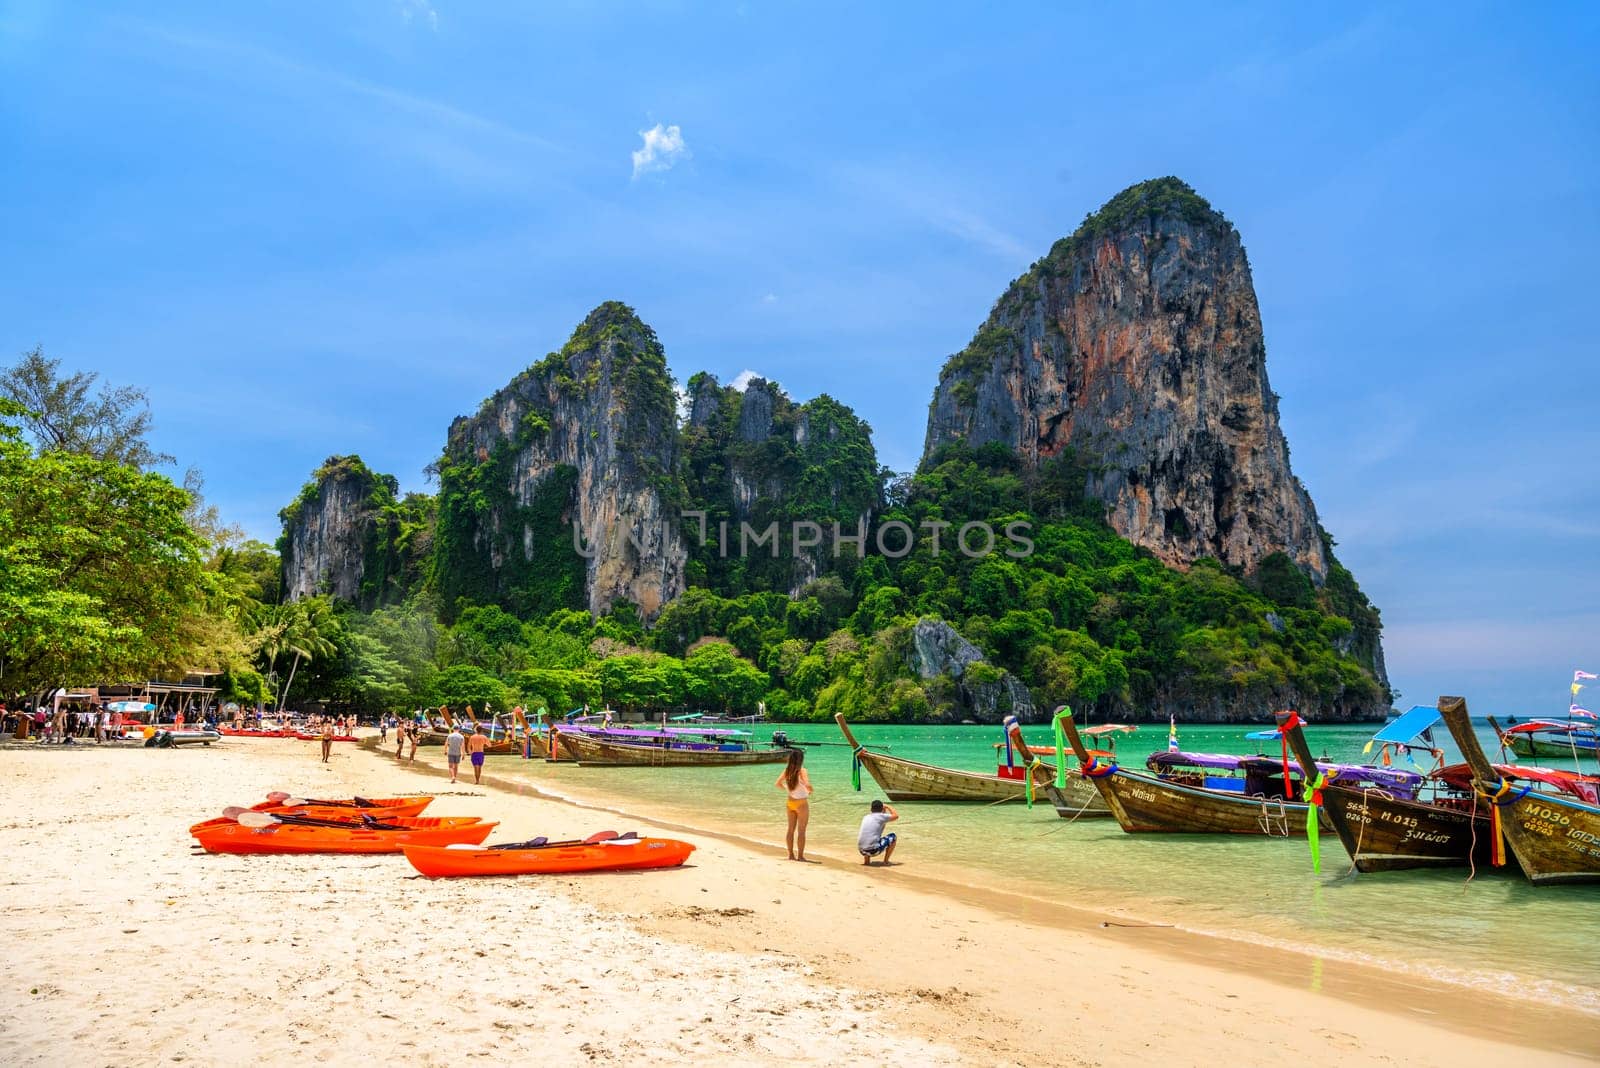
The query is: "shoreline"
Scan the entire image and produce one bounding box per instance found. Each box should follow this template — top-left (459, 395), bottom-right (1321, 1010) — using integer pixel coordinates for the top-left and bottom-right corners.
top-left (0, 737), bottom-right (1594, 1065)
top-left (391, 740), bottom-right (1597, 1059)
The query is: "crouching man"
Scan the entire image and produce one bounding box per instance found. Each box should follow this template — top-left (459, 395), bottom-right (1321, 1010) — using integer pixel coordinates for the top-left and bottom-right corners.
top-left (857, 799), bottom-right (899, 866)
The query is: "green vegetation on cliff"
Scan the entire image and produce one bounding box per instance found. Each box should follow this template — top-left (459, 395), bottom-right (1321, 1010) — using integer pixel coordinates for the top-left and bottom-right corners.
top-left (680, 375), bottom-right (881, 595)
top-left (278, 454), bottom-right (433, 610)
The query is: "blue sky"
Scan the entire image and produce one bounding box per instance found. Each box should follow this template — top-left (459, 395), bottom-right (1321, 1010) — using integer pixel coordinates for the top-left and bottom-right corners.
top-left (3, 2), bottom-right (1596, 715)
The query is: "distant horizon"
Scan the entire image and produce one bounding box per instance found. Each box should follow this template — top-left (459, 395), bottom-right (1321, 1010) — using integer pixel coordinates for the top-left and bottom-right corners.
top-left (4, 2), bottom-right (1595, 718)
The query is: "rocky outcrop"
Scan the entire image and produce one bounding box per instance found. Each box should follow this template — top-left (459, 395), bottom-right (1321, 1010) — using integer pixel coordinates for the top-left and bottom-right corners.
top-left (907, 619), bottom-right (1036, 723)
top-left (682, 374), bottom-right (879, 593)
top-left (279, 455), bottom-right (397, 605)
top-left (433, 303), bottom-right (686, 620)
top-left (923, 177), bottom-right (1327, 583)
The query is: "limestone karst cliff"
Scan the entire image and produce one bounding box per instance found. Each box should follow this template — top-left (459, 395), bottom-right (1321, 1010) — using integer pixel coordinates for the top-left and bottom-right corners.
top-left (279, 455), bottom-right (431, 609)
top-left (271, 177), bottom-right (1389, 722)
top-left (431, 302), bottom-right (686, 621)
top-left (681, 373), bottom-right (880, 593)
top-left (923, 177), bottom-right (1328, 583)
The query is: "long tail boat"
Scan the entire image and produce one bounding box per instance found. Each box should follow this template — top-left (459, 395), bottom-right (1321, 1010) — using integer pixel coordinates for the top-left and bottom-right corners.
top-left (1276, 711), bottom-right (1502, 873)
top-left (1005, 718), bottom-right (1111, 818)
top-left (555, 729), bottom-right (792, 767)
top-left (1438, 696), bottom-right (1600, 886)
top-left (463, 706), bottom-right (520, 755)
top-left (1056, 706), bottom-right (1320, 835)
top-left (834, 714), bottom-right (1054, 803)
top-left (1493, 718), bottom-right (1600, 759)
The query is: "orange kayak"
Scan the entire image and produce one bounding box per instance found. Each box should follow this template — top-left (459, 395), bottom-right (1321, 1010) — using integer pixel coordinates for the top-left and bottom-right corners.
top-left (249, 795), bottom-right (434, 818)
top-left (191, 815), bottom-right (494, 855)
top-left (403, 836), bottom-right (695, 878)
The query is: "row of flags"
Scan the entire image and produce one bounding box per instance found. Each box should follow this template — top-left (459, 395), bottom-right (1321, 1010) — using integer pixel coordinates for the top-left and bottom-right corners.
top-left (1572, 669), bottom-right (1597, 720)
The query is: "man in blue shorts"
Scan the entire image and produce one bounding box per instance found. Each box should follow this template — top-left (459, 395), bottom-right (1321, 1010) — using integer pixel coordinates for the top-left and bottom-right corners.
top-left (857, 799), bottom-right (899, 865)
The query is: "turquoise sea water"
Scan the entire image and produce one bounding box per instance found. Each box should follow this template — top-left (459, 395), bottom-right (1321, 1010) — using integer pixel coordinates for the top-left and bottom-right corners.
top-left (487, 720), bottom-right (1600, 1014)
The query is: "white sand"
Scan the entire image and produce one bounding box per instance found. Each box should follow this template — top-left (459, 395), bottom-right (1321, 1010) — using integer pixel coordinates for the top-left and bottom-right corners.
top-left (0, 738), bottom-right (1594, 1066)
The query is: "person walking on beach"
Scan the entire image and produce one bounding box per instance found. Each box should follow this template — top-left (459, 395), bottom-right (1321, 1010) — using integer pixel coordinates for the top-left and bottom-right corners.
top-left (319, 719), bottom-right (334, 763)
top-left (858, 799), bottom-right (899, 865)
top-left (407, 723), bottom-right (419, 763)
top-left (444, 725), bottom-right (465, 783)
top-left (775, 749), bottom-right (812, 861)
top-left (394, 721), bottom-right (406, 760)
top-left (466, 725), bottom-right (490, 785)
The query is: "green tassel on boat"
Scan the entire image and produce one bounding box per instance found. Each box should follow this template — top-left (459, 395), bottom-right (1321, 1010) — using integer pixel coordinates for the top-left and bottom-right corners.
top-left (851, 751), bottom-right (862, 791)
top-left (1052, 708), bottom-right (1070, 789)
top-left (1302, 771), bottom-right (1327, 873)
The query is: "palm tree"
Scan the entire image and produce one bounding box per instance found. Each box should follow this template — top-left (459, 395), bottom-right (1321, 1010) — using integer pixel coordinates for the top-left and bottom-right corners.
top-left (275, 598), bottom-right (339, 711)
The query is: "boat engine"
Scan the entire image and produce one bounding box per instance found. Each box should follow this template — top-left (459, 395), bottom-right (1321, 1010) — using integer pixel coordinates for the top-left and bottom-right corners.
top-left (771, 730), bottom-right (791, 749)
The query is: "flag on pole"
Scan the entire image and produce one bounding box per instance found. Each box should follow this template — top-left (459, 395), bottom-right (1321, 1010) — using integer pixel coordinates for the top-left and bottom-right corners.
top-left (1573, 704), bottom-right (1597, 721)
top-left (1168, 714), bottom-right (1179, 752)
top-left (1575, 670), bottom-right (1598, 681)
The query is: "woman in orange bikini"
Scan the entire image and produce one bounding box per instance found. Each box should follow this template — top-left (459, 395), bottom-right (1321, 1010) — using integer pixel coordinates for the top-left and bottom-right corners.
top-left (775, 749), bottom-right (812, 861)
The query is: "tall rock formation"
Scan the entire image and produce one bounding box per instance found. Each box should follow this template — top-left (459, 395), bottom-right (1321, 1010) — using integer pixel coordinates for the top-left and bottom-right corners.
top-left (279, 455), bottom-right (430, 608)
top-left (681, 373), bottom-right (880, 593)
top-left (923, 177), bottom-right (1327, 583)
top-left (432, 303), bottom-right (686, 621)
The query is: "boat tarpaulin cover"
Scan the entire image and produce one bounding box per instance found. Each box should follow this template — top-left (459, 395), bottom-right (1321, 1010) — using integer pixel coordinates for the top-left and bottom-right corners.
top-left (1372, 705), bottom-right (1442, 745)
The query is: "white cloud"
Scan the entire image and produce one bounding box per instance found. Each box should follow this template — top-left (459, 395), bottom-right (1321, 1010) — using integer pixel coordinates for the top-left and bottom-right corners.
top-left (397, 0), bottom-right (439, 30)
top-left (760, 292), bottom-right (778, 304)
top-left (729, 369), bottom-right (762, 391)
top-left (631, 123), bottom-right (689, 179)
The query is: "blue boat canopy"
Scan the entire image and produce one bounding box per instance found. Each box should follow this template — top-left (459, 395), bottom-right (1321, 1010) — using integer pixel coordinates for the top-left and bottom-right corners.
top-left (1372, 705), bottom-right (1441, 745)
top-left (1244, 729), bottom-right (1281, 741)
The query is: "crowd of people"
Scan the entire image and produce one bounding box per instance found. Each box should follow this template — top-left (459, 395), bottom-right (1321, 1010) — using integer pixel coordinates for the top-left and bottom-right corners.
top-left (2, 701), bottom-right (122, 744)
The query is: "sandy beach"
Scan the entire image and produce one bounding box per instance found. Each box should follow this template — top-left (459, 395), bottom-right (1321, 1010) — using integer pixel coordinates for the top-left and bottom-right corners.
top-left (1, 737), bottom-right (1595, 1067)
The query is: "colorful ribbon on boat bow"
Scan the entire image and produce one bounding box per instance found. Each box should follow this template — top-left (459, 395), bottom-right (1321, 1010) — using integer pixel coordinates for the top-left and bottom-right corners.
top-left (1473, 777), bottom-right (1531, 867)
top-left (1082, 756), bottom-right (1117, 778)
top-left (850, 747), bottom-right (863, 791)
top-left (1300, 770), bottom-right (1328, 873)
top-left (1052, 709), bottom-right (1070, 789)
top-left (1025, 756), bottom-right (1045, 808)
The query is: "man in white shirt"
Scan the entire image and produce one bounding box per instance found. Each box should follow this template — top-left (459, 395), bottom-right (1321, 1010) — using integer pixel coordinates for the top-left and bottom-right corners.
top-left (444, 727), bottom-right (465, 783)
top-left (857, 799), bottom-right (899, 866)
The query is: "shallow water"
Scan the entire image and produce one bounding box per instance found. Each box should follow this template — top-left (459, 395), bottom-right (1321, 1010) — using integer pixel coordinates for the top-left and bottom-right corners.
top-left (487, 720), bottom-right (1600, 1014)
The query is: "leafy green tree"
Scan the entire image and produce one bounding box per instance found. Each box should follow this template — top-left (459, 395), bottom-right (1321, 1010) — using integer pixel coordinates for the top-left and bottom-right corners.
top-left (1, 347), bottom-right (174, 468)
top-left (0, 399), bottom-right (212, 698)
top-left (428, 664), bottom-right (509, 712)
top-left (682, 641), bottom-right (767, 713)
top-left (275, 597), bottom-right (341, 708)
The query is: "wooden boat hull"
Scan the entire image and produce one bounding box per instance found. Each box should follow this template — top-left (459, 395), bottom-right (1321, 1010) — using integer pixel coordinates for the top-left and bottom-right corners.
top-left (853, 747), bottom-right (1054, 802)
top-left (1092, 769), bottom-right (1321, 835)
top-left (1496, 793), bottom-right (1600, 885)
top-left (556, 732), bottom-right (791, 767)
top-left (1440, 696), bottom-right (1600, 886)
top-left (1321, 785), bottom-right (1505, 872)
top-left (1507, 736), bottom-right (1599, 758)
top-left (403, 837), bottom-right (695, 878)
top-left (1042, 774), bottom-right (1115, 819)
top-left (190, 816), bottom-right (495, 855)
